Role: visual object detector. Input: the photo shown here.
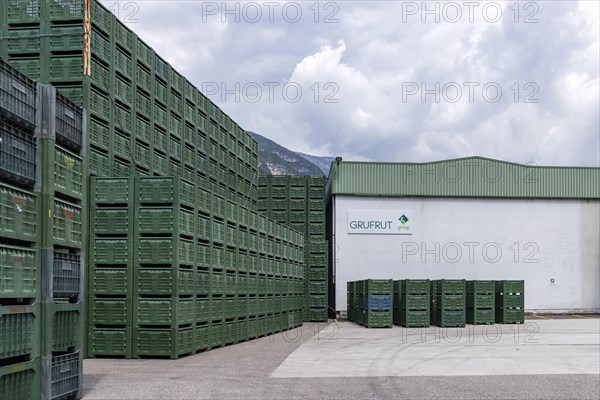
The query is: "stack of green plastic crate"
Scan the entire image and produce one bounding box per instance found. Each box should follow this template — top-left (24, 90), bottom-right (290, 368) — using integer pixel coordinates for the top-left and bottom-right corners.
top-left (346, 281), bottom-right (356, 321)
top-left (87, 176), bottom-right (304, 359)
top-left (1, 59), bottom-right (42, 400)
top-left (466, 280), bottom-right (495, 325)
top-left (1, 58), bottom-right (85, 400)
top-left (88, 177), bottom-right (133, 358)
top-left (495, 280), bottom-right (524, 324)
top-left (257, 176), bottom-right (328, 322)
top-left (350, 280), bottom-right (393, 328)
top-left (393, 280), bottom-right (430, 328)
top-left (431, 280), bottom-right (466, 327)
top-left (0, 0), bottom-right (260, 208)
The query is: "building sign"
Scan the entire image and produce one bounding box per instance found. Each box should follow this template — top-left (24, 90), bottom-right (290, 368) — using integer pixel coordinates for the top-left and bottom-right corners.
top-left (347, 210), bottom-right (413, 235)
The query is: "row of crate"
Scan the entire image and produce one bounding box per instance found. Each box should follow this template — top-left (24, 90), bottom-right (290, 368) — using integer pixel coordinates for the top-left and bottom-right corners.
top-left (347, 280), bottom-right (525, 328)
top-left (90, 295), bottom-right (306, 327)
top-left (88, 311), bottom-right (305, 359)
top-left (257, 176), bottom-right (329, 322)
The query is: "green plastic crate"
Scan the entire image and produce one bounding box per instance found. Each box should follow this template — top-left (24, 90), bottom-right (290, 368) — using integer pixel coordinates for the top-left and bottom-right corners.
top-left (0, 244), bottom-right (37, 300)
top-left (0, 183), bottom-right (37, 242)
top-left (0, 304), bottom-right (40, 359)
top-left (93, 238), bottom-right (129, 265)
top-left (0, 122), bottom-right (37, 187)
top-left (208, 323), bottom-right (223, 348)
top-left (394, 309), bottom-right (430, 328)
top-left (89, 149), bottom-right (111, 178)
top-left (433, 309), bottom-right (465, 327)
top-left (435, 294), bottom-right (465, 310)
top-left (7, 27), bottom-right (41, 53)
top-left (0, 359), bottom-right (40, 400)
top-left (495, 307), bottom-right (524, 324)
top-left (135, 297), bottom-right (195, 326)
top-left (136, 268), bottom-right (195, 296)
top-left (134, 326), bottom-right (195, 359)
top-left (93, 208), bottom-right (130, 235)
top-left (497, 294), bottom-right (524, 309)
top-left (52, 199), bottom-right (82, 247)
top-left (467, 294), bottom-right (495, 309)
top-left (466, 308), bottom-right (495, 325)
top-left (434, 279), bottom-right (466, 295)
top-left (89, 327), bottom-right (132, 358)
top-left (89, 117), bottom-right (110, 150)
top-left (92, 269), bottom-right (128, 296)
top-left (495, 280), bottom-right (524, 295)
top-left (467, 280), bottom-right (495, 295)
top-left (195, 324), bottom-right (209, 351)
top-left (92, 298), bottom-right (128, 325)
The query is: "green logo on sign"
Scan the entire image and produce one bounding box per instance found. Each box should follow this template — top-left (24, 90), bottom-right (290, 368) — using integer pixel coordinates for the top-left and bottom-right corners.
top-left (399, 215), bottom-right (409, 225)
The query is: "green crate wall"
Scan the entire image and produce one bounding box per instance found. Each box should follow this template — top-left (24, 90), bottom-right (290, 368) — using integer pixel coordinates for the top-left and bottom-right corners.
top-left (87, 176), bottom-right (305, 358)
top-left (431, 280), bottom-right (466, 327)
top-left (257, 176), bottom-right (328, 322)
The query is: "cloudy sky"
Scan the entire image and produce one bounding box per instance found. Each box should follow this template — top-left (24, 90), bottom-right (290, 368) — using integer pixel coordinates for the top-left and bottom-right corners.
top-left (102, 1), bottom-right (599, 166)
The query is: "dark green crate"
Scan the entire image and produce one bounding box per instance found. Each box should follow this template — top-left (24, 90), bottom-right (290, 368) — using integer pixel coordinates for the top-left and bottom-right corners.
top-left (89, 327), bottom-right (132, 358)
top-left (307, 266), bottom-right (327, 281)
top-left (93, 238), bottom-right (129, 265)
top-left (434, 310), bottom-right (465, 327)
top-left (0, 183), bottom-right (37, 242)
top-left (0, 244), bottom-right (40, 298)
top-left (136, 268), bottom-right (195, 296)
top-left (394, 309), bottom-right (430, 328)
top-left (92, 268), bottom-right (128, 296)
top-left (133, 326), bottom-right (195, 359)
top-left (360, 279), bottom-right (393, 295)
top-left (0, 304), bottom-right (40, 359)
top-left (467, 294), bottom-right (495, 309)
top-left (196, 297), bottom-right (210, 323)
top-left (0, 359), bottom-right (40, 400)
top-left (308, 280), bottom-right (327, 294)
top-left (7, 27), bottom-right (41, 53)
top-left (399, 279), bottom-right (430, 295)
top-left (195, 324), bottom-right (209, 351)
top-left (400, 295), bottom-right (430, 311)
top-left (93, 208), bottom-right (130, 235)
top-left (435, 294), bottom-right (465, 310)
top-left (89, 118), bottom-right (110, 150)
top-left (0, 60), bottom-right (38, 128)
top-left (308, 294), bottom-right (327, 308)
top-left (495, 280), bottom-right (524, 295)
top-left (495, 308), bottom-right (524, 324)
top-left (467, 280), bottom-right (495, 295)
top-left (497, 294), bottom-right (524, 309)
top-left (363, 311), bottom-right (392, 328)
top-left (91, 298), bottom-right (128, 325)
top-left (49, 54), bottom-right (83, 82)
top-left (49, 0), bottom-right (84, 20)
top-left (135, 297), bottom-right (195, 326)
top-left (466, 308), bottom-right (495, 325)
top-left (307, 307), bottom-right (327, 322)
top-left (209, 323), bottom-right (223, 348)
top-left (434, 279), bottom-right (466, 295)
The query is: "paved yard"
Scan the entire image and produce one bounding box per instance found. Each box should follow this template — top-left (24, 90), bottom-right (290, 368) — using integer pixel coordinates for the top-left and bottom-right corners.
top-left (83, 318), bottom-right (600, 399)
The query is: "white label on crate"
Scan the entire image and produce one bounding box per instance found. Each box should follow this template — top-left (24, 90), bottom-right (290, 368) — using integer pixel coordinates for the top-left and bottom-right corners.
top-left (347, 210), bottom-right (413, 235)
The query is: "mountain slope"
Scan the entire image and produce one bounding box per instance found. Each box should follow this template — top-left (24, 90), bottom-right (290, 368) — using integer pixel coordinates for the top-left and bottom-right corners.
top-left (295, 152), bottom-right (335, 176)
top-left (247, 132), bottom-right (326, 176)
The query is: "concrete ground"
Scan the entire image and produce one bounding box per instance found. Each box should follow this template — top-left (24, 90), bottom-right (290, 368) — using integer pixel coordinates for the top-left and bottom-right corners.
top-left (83, 317), bottom-right (600, 399)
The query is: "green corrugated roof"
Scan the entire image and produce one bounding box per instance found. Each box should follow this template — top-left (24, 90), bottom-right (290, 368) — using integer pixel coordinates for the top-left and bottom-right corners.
top-left (327, 157), bottom-right (600, 199)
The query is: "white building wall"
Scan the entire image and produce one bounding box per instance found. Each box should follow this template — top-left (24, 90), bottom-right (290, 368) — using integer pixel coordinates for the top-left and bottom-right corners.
top-left (332, 196), bottom-right (600, 313)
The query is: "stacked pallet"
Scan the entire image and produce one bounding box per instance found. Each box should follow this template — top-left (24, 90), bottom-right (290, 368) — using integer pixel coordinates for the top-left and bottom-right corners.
top-left (1, 60), bottom-right (84, 400)
top-left (257, 176), bottom-right (328, 322)
top-left (347, 280), bottom-right (393, 328)
top-left (431, 280), bottom-right (466, 328)
top-left (87, 177), bottom-right (305, 359)
top-left (466, 280), bottom-right (495, 325)
top-left (393, 280), bottom-right (430, 328)
top-left (496, 280), bottom-right (524, 324)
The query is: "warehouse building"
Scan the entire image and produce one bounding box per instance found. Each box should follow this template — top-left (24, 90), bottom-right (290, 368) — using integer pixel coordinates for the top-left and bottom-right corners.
top-left (326, 157), bottom-right (600, 315)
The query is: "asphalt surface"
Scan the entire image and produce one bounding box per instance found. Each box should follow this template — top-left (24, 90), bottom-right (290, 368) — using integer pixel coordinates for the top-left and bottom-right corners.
top-left (83, 319), bottom-right (600, 400)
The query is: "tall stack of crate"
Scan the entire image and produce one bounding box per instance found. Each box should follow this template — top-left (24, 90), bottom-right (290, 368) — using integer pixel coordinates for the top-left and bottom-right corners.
top-left (495, 280), bottom-right (524, 324)
top-left (257, 176), bottom-right (328, 322)
top-left (393, 280), bottom-right (430, 328)
top-left (0, 0), bottom-right (260, 207)
top-left (86, 176), bottom-right (304, 359)
top-left (1, 60), bottom-right (41, 400)
top-left (1, 59), bottom-right (85, 399)
top-left (431, 280), bottom-right (466, 327)
top-left (346, 281), bottom-right (356, 321)
top-left (88, 177), bottom-right (133, 358)
top-left (466, 280), bottom-right (495, 325)
top-left (349, 280), bottom-right (393, 328)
